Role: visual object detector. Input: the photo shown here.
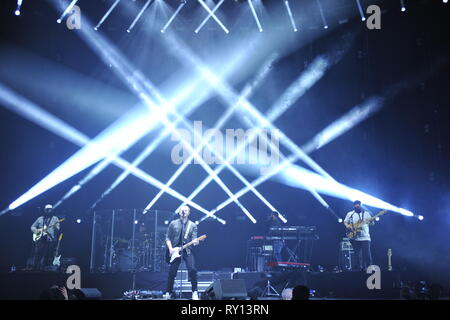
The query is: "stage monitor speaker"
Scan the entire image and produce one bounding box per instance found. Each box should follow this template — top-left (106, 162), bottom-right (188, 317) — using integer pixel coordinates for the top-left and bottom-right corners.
top-left (204, 279), bottom-right (247, 300)
top-left (72, 288), bottom-right (102, 300)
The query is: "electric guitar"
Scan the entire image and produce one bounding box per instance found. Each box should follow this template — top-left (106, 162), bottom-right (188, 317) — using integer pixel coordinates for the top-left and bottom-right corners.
top-left (53, 233), bottom-right (63, 266)
top-left (33, 218), bottom-right (65, 242)
top-left (166, 235), bottom-right (207, 264)
top-left (345, 210), bottom-right (387, 239)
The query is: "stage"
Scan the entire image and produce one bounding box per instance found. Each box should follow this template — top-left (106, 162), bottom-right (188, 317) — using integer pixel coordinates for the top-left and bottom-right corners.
top-left (0, 269), bottom-right (421, 300)
top-left (1, 0), bottom-right (450, 304)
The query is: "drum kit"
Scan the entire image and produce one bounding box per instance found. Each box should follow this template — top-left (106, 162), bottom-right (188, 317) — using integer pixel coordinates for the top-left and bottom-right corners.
top-left (91, 209), bottom-right (178, 273)
top-left (112, 232), bottom-right (167, 272)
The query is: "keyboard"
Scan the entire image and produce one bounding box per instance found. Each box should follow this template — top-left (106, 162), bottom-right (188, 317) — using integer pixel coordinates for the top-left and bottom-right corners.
top-left (267, 261), bottom-right (310, 268)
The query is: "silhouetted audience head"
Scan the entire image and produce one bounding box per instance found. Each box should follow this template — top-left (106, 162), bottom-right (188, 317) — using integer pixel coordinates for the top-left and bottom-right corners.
top-left (281, 288), bottom-right (293, 300)
top-left (429, 283), bottom-right (444, 300)
top-left (292, 285), bottom-right (310, 300)
top-left (39, 285), bottom-right (68, 300)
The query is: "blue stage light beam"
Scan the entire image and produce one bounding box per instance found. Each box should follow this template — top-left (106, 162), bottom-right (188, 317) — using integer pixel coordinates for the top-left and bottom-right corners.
top-left (161, 38), bottom-right (338, 215)
top-left (94, 0), bottom-right (121, 31)
top-left (54, 2), bottom-right (240, 221)
top-left (156, 38), bottom-right (356, 222)
top-left (400, 0), bottom-right (406, 12)
top-left (127, 0), bottom-right (153, 33)
top-left (248, 0), bottom-right (263, 32)
top-left (87, 82), bottom-right (212, 210)
top-left (284, 1), bottom-right (298, 32)
top-left (52, 73), bottom-right (210, 210)
top-left (196, 0), bottom-right (229, 34)
top-left (53, 3), bottom-right (251, 223)
top-left (182, 53), bottom-right (336, 218)
top-left (195, 0), bottom-right (226, 34)
top-left (316, 0), bottom-right (328, 29)
top-left (355, 0), bottom-right (366, 21)
top-left (0, 83), bottom-right (215, 219)
top-left (57, 0), bottom-right (79, 24)
top-left (302, 96), bottom-right (385, 153)
top-left (210, 96), bottom-right (384, 214)
top-left (208, 79), bottom-right (419, 217)
top-left (209, 156), bottom-right (415, 218)
top-left (277, 164), bottom-right (415, 217)
top-left (161, 0), bottom-right (186, 33)
top-left (52, 157), bottom-right (111, 209)
top-left (146, 54), bottom-right (282, 220)
top-left (161, 33), bottom-right (341, 185)
top-left (15, 0), bottom-right (23, 16)
top-left (8, 105), bottom-right (163, 211)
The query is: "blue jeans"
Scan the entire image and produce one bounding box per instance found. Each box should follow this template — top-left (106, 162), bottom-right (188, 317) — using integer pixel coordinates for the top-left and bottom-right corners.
top-left (273, 240), bottom-right (284, 262)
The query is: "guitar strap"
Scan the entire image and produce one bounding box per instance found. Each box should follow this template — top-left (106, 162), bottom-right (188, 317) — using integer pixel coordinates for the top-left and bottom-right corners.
top-left (184, 221), bottom-right (192, 241)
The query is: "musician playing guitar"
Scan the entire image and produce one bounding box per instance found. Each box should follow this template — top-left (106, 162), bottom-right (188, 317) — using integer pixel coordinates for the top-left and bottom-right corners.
top-left (344, 200), bottom-right (374, 271)
top-left (30, 204), bottom-right (60, 270)
top-left (163, 205), bottom-right (199, 300)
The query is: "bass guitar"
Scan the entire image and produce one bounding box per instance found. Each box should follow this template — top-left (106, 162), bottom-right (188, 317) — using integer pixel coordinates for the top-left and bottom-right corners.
top-left (346, 210), bottom-right (387, 239)
top-left (53, 233), bottom-right (63, 266)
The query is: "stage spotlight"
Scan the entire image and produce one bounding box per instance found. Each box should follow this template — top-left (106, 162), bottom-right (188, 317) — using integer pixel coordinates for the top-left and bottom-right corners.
top-left (127, 0), bottom-right (153, 33)
top-left (375, 217), bottom-right (380, 221)
top-left (400, 0), bottom-right (406, 12)
top-left (15, 0), bottom-right (23, 16)
top-left (197, 0), bottom-right (229, 34)
top-left (94, 0), bottom-right (121, 31)
top-left (316, 0), bottom-right (329, 30)
top-left (195, 0), bottom-right (226, 34)
top-left (276, 164), bottom-right (418, 218)
top-left (248, 0), bottom-right (263, 32)
top-left (0, 85), bottom-right (215, 218)
top-left (166, 41), bottom-right (338, 221)
top-left (57, 0), bottom-right (79, 24)
top-left (338, 218), bottom-right (343, 223)
top-left (161, 0), bottom-right (186, 33)
top-left (418, 215), bottom-right (424, 221)
top-left (283, 1), bottom-right (298, 32)
top-left (355, 0), bottom-right (366, 21)
top-left (134, 220), bottom-right (138, 224)
top-left (444, 0), bottom-right (448, 4)
top-left (76, 219), bottom-right (81, 224)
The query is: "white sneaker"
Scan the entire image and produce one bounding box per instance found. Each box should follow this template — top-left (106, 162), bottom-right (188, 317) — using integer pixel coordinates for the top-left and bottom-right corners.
top-left (192, 291), bottom-right (199, 300)
top-left (162, 292), bottom-right (171, 300)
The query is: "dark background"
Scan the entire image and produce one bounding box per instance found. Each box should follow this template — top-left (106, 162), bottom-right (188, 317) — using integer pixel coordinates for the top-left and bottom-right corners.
top-left (0, 0), bottom-right (449, 289)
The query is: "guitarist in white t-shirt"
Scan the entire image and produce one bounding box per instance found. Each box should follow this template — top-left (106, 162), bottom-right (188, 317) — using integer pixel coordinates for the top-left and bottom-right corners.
top-left (30, 204), bottom-right (60, 270)
top-left (344, 200), bottom-right (374, 271)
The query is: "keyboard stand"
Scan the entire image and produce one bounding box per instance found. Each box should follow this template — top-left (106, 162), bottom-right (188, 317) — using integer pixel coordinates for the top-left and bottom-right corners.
top-left (261, 280), bottom-right (280, 297)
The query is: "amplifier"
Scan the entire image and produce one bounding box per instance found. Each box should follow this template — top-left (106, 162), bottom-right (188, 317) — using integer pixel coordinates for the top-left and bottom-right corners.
top-left (173, 281), bottom-right (214, 293)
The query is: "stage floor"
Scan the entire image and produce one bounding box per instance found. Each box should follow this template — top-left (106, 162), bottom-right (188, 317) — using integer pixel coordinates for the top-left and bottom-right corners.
top-left (0, 269), bottom-right (418, 300)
